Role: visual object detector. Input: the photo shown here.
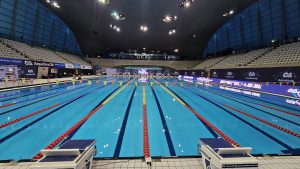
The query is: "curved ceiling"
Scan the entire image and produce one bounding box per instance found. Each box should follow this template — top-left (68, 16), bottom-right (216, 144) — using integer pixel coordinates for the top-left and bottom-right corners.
top-left (40, 0), bottom-right (256, 59)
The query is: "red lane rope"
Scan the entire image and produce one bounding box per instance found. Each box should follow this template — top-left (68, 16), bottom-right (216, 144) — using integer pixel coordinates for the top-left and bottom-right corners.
top-left (258, 103), bottom-right (300, 118)
top-left (0, 102), bottom-right (17, 108)
top-left (143, 104), bottom-right (150, 158)
top-left (156, 79), bottom-right (240, 147)
top-left (33, 83), bottom-right (128, 160)
top-left (201, 87), bottom-right (300, 118)
top-left (33, 104), bottom-right (105, 160)
top-left (0, 103), bottom-right (60, 129)
top-left (224, 104), bottom-right (300, 138)
top-left (184, 105), bottom-right (240, 147)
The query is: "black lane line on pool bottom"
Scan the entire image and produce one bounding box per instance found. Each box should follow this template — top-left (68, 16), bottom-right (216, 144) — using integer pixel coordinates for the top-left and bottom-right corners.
top-left (155, 79), bottom-right (219, 138)
top-left (113, 86), bottom-right (136, 157)
top-left (59, 86), bottom-right (122, 146)
top-left (0, 94), bottom-right (86, 144)
top-left (150, 85), bottom-right (176, 156)
top-left (0, 85), bottom-right (89, 116)
top-left (196, 87), bottom-right (300, 126)
top-left (180, 86), bottom-right (294, 152)
top-left (61, 78), bottom-right (132, 145)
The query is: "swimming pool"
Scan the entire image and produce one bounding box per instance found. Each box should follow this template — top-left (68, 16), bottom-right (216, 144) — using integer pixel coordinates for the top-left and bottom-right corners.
top-left (0, 76), bottom-right (299, 161)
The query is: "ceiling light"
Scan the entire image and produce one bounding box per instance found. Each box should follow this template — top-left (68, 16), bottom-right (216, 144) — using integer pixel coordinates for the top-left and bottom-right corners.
top-left (99, 0), bottom-right (109, 5)
top-left (46, 0), bottom-right (60, 8)
top-left (52, 1), bottom-right (60, 8)
top-left (179, 0), bottom-right (194, 8)
top-left (163, 15), bottom-right (177, 23)
top-left (223, 10), bottom-right (234, 17)
top-left (189, 34), bottom-right (197, 39)
top-left (174, 49), bottom-right (179, 53)
top-left (111, 11), bottom-right (126, 20)
top-left (110, 24), bottom-right (121, 32)
top-left (140, 25), bottom-right (148, 32)
top-left (168, 28), bottom-right (176, 35)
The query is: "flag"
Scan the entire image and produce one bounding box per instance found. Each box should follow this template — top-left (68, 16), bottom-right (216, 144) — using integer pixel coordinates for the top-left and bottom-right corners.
top-left (150, 82), bottom-right (153, 87)
top-left (165, 82), bottom-right (169, 87)
top-left (104, 80), bottom-right (107, 86)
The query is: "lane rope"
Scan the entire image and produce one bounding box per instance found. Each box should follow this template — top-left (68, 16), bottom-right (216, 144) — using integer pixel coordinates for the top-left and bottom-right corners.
top-left (224, 104), bottom-right (300, 138)
top-left (32, 81), bottom-right (130, 160)
top-left (0, 85), bottom-right (88, 109)
top-left (143, 85), bottom-right (151, 158)
top-left (203, 86), bottom-right (300, 118)
top-left (153, 79), bottom-right (240, 147)
top-left (0, 83), bottom-right (109, 128)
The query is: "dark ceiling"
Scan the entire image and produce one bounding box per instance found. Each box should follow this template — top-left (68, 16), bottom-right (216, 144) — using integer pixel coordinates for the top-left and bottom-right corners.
top-left (40, 0), bottom-right (257, 59)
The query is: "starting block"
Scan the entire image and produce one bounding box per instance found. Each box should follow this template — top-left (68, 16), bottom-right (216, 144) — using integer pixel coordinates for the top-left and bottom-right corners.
top-left (199, 138), bottom-right (259, 169)
top-left (31, 140), bottom-right (96, 169)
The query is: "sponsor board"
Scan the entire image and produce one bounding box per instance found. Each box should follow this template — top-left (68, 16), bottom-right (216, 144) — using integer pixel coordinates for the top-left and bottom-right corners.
top-left (54, 63), bottom-right (65, 69)
top-left (210, 67), bottom-right (300, 82)
top-left (0, 57), bottom-right (23, 65)
top-left (65, 63), bottom-right (75, 69)
top-left (80, 65), bottom-right (92, 70)
top-left (24, 60), bottom-right (54, 67)
top-left (19, 66), bottom-right (38, 78)
top-left (74, 63), bottom-right (81, 69)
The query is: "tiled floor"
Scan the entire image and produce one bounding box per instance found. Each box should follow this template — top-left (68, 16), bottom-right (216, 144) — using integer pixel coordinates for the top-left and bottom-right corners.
top-left (0, 156), bottom-right (299, 169)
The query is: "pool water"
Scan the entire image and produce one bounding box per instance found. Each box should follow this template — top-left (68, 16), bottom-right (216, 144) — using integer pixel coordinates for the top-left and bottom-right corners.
top-left (0, 77), bottom-right (299, 160)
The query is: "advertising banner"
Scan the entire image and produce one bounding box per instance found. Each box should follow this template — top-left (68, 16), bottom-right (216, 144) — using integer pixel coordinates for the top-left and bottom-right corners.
top-left (74, 64), bottom-right (81, 69)
top-left (0, 57), bottom-right (23, 65)
top-left (19, 66), bottom-right (38, 78)
top-left (177, 70), bottom-right (208, 77)
top-left (54, 63), bottom-right (65, 69)
top-left (80, 65), bottom-right (92, 70)
top-left (65, 63), bottom-right (75, 69)
top-left (23, 60), bottom-right (55, 67)
top-left (0, 65), bottom-right (19, 80)
top-left (210, 67), bottom-right (300, 82)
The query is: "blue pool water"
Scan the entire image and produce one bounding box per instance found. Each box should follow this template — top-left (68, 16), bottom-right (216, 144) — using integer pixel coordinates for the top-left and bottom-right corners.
top-left (0, 77), bottom-right (299, 160)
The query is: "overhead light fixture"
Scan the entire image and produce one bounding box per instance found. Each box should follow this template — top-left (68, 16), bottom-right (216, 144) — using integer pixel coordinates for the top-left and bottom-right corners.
top-left (179, 0), bottom-right (194, 8)
top-left (174, 49), bottom-right (179, 53)
top-left (223, 9), bottom-right (234, 17)
top-left (110, 24), bottom-right (121, 32)
top-left (140, 25), bottom-right (148, 32)
top-left (163, 15), bottom-right (177, 23)
top-left (98, 0), bottom-right (109, 5)
top-left (46, 0), bottom-right (60, 8)
top-left (168, 28), bottom-right (176, 35)
top-left (52, 1), bottom-right (60, 8)
top-left (189, 34), bottom-right (197, 39)
top-left (111, 11), bottom-right (126, 20)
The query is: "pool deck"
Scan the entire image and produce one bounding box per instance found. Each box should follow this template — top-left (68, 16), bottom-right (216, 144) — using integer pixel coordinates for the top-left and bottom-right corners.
top-left (0, 156), bottom-right (299, 169)
top-left (0, 75), bottom-right (101, 90)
